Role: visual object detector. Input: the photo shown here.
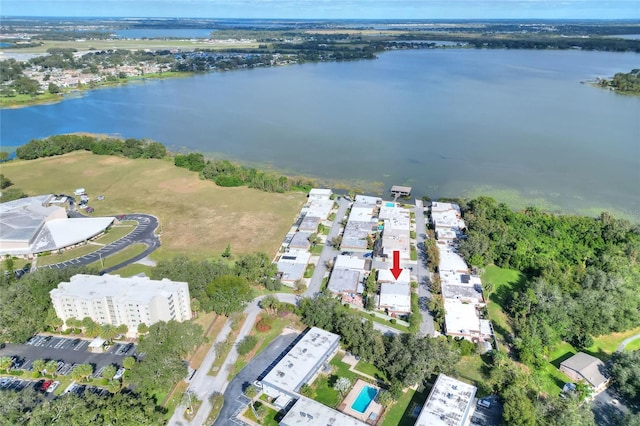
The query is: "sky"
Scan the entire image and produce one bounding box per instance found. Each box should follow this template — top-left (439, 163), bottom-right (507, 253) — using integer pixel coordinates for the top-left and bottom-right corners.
top-left (2, 0), bottom-right (638, 20)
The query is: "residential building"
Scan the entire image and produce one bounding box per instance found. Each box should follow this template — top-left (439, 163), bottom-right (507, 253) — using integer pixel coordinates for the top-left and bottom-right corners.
top-left (415, 374), bottom-right (477, 426)
top-left (328, 268), bottom-right (363, 295)
top-left (299, 215), bottom-right (321, 232)
top-left (559, 352), bottom-right (609, 393)
top-left (378, 283), bottom-right (411, 315)
top-left (50, 274), bottom-right (191, 336)
top-left (289, 232), bottom-right (312, 250)
top-left (378, 268), bottom-right (411, 284)
top-left (279, 396), bottom-right (367, 426)
top-left (444, 301), bottom-right (493, 342)
top-left (277, 250), bottom-right (311, 285)
top-left (260, 327), bottom-right (340, 406)
top-left (334, 255), bottom-right (366, 271)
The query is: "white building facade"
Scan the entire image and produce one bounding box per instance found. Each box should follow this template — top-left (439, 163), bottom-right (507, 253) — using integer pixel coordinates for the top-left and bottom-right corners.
top-left (50, 274), bottom-right (191, 335)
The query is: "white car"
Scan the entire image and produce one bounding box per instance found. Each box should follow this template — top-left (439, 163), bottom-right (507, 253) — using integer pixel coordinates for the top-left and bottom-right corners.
top-left (477, 399), bottom-right (491, 409)
top-left (47, 381), bottom-right (60, 393)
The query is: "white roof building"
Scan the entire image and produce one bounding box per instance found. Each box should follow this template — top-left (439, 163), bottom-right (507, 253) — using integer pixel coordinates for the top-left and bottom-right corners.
top-left (50, 274), bottom-right (191, 336)
top-left (261, 327), bottom-right (340, 400)
top-left (0, 195), bottom-right (115, 257)
top-left (334, 255), bottom-right (366, 271)
top-left (415, 374), bottom-right (477, 426)
top-left (444, 301), bottom-right (492, 342)
top-left (277, 250), bottom-right (311, 284)
top-left (308, 188), bottom-right (332, 200)
top-left (378, 283), bottom-right (411, 314)
top-left (328, 268), bottom-right (363, 295)
top-left (279, 396), bottom-right (367, 426)
top-left (378, 268), bottom-right (411, 284)
top-left (430, 202), bottom-right (466, 230)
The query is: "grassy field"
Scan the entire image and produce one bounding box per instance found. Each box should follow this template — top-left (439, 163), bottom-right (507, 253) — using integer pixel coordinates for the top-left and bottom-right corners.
top-left (455, 355), bottom-right (491, 396)
top-left (625, 338), bottom-right (640, 351)
top-left (2, 152), bottom-right (306, 259)
top-left (482, 265), bottom-right (525, 346)
top-left (95, 224), bottom-right (135, 245)
top-left (1, 39), bottom-right (261, 54)
top-left (111, 263), bottom-right (154, 277)
top-left (381, 388), bottom-right (429, 426)
top-left (90, 243), bottom-right (147, 269)
top-left (36, 244), bottom-right (100, 266)
top-left (354, 360), bottom-right (388, 383)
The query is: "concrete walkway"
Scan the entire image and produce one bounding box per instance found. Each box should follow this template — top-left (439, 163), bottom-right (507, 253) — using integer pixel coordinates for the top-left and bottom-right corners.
top-left (616, 333), bottom-right (640, 352)
top-left (167, 293), bottom-right (299, 426)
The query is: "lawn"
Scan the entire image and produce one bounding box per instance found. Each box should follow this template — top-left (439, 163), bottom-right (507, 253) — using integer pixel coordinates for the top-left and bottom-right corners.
top-left (90, 243), bottom-right (147, 269)
top-left (482, 265), bottom-right (525, 346)
top-left (230, 314), bottom-right (297, 377)
top-left (243, 405), bottom-right (279, 426)
top-left (381, 388), bottom-right (429, 426)
top-left (2, 151), bottom-right (305, 259)
top-left (111, 263), bottom-right (154, 277)
top-left (455, 355), bottom-right (491, 396)
top-left (307, 352), bottom-right (359, 408)
top-left (354, 360), bottom-right (388, 383)
top-left (189, 313), bottom-right (227, 370)
top-left (36, 243), bottom-right (101, 266)
top-left (586, 326), bottom-right (640, 358)
top-left (95, 225), bottom-right (135, 245)
top-left (625, 338), bottom-right (640, 351)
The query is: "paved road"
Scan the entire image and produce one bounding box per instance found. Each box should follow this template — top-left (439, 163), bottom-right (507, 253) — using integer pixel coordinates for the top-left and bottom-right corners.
top-left (616, 332), bottom-right (640, 352)
top-left (592, 387), bottom-right (629, 426)
top-left (305, 198), bottom-right (350, 297)
top-left (168, 293), bottom-right (299, 426)
top-left (37, 214), bottom-right (160, 274)
top-left (414, 199), bottom-right (436, 336)
top-left (213, 333), bottom-right (299, 426)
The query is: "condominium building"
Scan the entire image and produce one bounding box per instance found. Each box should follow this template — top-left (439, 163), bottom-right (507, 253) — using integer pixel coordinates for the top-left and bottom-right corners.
top-left (50, 274), bottom-right (191, 335)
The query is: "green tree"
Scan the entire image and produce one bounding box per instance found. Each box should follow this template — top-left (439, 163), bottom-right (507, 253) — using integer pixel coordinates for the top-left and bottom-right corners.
top-left (237, 335), bottom-right (258, 356)
top-left (610, 350), bottom-right (640, 401)
top-left (71, 364), bottom-right (93, 382)
top-left (102, 365), bottom-right (117, 380)
top-left (221, 244), bottom-right (231, 258)
top-left (32, 359), bottom-right (46, 375)
top-left (244, 384), bottom-right (258, 399)
top-left (378, 390), bottom-right (394, 407)
top-left (0, 152), bottom-right (9, 162)
top-left (122, 356), bottom-right (136, 370)
top-left (502, 388), bottom-right (536, 426)
top-left (137, 323), bottom-right (148, 334)
top-left (260, 295), bottom-right (279, 316)
top-left (0, 356), bottom-right (13, 374)
top-left (0, 174), bottom-right (12, 189)
top-left (4, 256), bottom-right (15, 272)
top-left (205, 275), bottom-right (253, 316)
top-left (47, 82), bottom-right (61, 94)
top-left (100, 324), bottom-right (118, 343)
top-left (45, 360), bottom-right (59, 377)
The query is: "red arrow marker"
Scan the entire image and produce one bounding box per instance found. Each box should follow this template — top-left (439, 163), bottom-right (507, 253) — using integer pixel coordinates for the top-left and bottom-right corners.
top-left (390, 250), bottom-right (403, 280)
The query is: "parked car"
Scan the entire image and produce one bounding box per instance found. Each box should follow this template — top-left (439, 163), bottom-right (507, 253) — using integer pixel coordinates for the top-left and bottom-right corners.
top-left (46, 381), bottom-right (60, 393)
top-left (86, 207), bottom-right (94, 213)
top-left (41, 379), bottom-right (54, 392)
top-left (477, 399), bottom-right (491, 409)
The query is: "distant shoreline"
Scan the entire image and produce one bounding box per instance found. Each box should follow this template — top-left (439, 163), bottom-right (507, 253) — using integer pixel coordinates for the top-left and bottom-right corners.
top-left (0, 71), bottom-right (193, 109)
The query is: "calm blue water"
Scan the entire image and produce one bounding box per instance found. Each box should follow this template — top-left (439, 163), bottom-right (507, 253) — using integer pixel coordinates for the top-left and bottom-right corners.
top-left (1, 49), bottom-right (639, 218)
top-left (352, 385), bottom-right (378, 413)
top-left (0, 42), bottom-right (12, 47)
top-left (113, 29), bottom-right (215, 39)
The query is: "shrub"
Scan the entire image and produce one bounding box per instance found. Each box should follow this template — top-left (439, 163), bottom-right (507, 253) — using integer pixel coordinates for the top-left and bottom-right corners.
top-left (237, 335), bottom-right (258, 356)
top-left (255, 318), bottom-right (272, 333)
top-left (389, 319), bottom-right (397, 324)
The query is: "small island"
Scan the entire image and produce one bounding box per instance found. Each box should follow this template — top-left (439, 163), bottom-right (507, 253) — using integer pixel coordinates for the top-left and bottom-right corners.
top-left (596, 69), bottom-right (640, 95)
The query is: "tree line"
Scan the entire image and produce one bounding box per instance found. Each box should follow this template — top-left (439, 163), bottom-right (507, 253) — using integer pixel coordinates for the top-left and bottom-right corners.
top-left (599, 69), bottom-right (640, 95)
top-left (457, 197), bottom-right (640, 363)
top-left (15, 134), bottom-right (166, 160)
top-left (13, 134), bottom-right (313, 194)
top-left (298, 293), bottom-right (460, 397)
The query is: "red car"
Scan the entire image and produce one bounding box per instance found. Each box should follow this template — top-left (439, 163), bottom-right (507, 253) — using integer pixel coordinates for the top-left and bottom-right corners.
top-left (41, 379), bottom-right (53, 392)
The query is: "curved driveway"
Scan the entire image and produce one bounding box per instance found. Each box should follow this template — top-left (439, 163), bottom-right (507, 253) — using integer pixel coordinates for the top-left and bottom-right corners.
top-left (38, 213), bottom-right (161, 274)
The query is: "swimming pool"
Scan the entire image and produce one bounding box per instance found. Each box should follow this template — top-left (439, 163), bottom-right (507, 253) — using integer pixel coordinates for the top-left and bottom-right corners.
top-left (385, 202), bottom-right (395, 207)
top-left (351, 385), bottom-right (378, 413)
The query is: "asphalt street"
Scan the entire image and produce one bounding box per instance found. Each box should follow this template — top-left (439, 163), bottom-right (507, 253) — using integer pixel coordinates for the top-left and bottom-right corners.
top-left (305, 197), bottom-right (350, 297)
top-left (37, 214), bottom-right (160, 274)
top-left (213, 333), bottom-right (299, 426)
top-left (413, 199), bottom-right (436, 336)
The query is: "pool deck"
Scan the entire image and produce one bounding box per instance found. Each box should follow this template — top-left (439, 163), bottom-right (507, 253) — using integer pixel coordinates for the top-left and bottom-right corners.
top-left (339, 379), bottom-right (384, 424)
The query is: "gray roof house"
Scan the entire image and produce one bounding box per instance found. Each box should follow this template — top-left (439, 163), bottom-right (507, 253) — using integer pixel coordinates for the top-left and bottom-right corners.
top-left (559, 352), bottom-right (609, 392)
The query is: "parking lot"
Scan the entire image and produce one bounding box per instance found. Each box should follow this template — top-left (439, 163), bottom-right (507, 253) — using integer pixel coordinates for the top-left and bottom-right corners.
top-left (470, 395), bottom-right (503, 426)
top-left (0, 335), bottom-right (135, 377)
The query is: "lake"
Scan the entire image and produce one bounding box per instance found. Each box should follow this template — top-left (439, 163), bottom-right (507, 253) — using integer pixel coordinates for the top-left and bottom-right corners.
top-left (1, 49), bottom-right (639, 219)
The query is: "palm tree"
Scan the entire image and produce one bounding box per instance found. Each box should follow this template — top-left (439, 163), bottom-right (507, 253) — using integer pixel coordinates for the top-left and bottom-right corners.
top-left (100, 324), bottom-right (118, 343)
top-left (45, 360), bottom-right (59, 378)
top-left (0, 356), bottom-right (12, 374)
top-left (71, 364), bottom-right (93, 382)
top-left (85, 321), bottom-right (101, 338)
top-left (102, 365), bottom-right (117, 380)
top-left (32, 359), bottom-right (46, 376)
